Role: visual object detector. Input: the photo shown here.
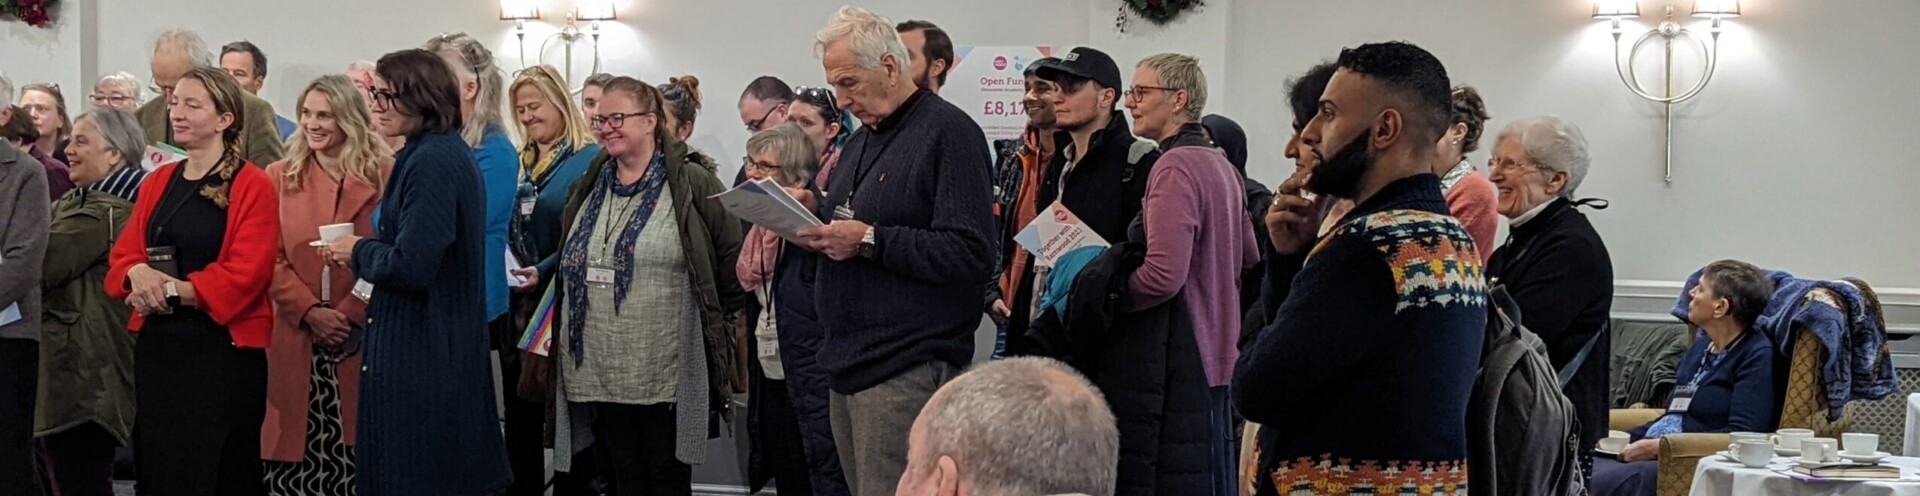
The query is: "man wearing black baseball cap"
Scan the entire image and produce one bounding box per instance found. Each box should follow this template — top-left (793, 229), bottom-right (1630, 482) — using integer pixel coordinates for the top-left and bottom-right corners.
top-left (997, 46), bottom-right (1160, 354)
top-left (1033, 46), bottom-right (1160, 245)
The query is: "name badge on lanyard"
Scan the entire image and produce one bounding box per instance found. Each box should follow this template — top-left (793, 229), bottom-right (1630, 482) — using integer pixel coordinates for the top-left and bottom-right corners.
top-left (1668, 385), bottom-right (1697, 413)
top-left (517, 182), bottom-right (538, 216)
top-left (586, 266), bottom-right (616, 285)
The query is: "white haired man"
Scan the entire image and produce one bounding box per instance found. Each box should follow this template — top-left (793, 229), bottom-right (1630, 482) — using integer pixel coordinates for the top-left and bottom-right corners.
top-left (897, 357), bottom-right (1119, 496)
top-left (135, 27), bottom-right (285, 165)
top-left (796, 5), bottom-right (997, 495)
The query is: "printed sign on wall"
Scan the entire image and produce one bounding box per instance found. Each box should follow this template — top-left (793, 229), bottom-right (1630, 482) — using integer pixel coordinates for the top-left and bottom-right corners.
top-left (948, 46), bottom-right (1055, 143)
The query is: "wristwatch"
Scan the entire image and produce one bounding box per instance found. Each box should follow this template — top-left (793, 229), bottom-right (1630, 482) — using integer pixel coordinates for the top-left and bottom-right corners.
top-left (164, 281), bottom-right (181, 307)
top-left (857, 226), bottom-right (878, 259)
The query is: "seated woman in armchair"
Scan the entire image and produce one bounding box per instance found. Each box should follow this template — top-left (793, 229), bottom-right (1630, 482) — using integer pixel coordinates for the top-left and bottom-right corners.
top-left (1593, 259), bottom-right (1778, 496)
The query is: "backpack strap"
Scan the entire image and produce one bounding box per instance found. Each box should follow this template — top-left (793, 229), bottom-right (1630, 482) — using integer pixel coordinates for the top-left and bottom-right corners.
top-left (1556, 321), bottom-right (1608, 387)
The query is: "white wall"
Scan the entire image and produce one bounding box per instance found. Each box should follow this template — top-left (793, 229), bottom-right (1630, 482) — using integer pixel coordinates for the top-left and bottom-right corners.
top-left (1227, 0), bottom-right (1920, 293)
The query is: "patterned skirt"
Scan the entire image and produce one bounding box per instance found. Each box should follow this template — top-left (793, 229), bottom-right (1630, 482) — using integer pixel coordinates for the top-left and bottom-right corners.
top-left (264, 351), bottom-right (357, 495)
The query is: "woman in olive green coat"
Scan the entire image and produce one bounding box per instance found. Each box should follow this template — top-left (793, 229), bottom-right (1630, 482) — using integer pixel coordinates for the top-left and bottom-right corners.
top-left (36, 109), bottom-right (146, 496)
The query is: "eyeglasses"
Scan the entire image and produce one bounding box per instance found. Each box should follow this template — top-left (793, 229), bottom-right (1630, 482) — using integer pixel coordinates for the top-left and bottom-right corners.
top-left (90, 94), bottom-right (136, 106)
top-left (368, 88), bottom-right (400, 112)
top-left (1124, 85), bottom-right (1178, 102)
top-left (592, 111), bottom-right (652, 130)
top-left (746, 102), bottom-right (788, 132)
top-left (743, 156), bottom-right (783, 172)
top-left (1487, 157), bottom-right (1545, 174)
top-left (147, 79), bottom-right (176, 96)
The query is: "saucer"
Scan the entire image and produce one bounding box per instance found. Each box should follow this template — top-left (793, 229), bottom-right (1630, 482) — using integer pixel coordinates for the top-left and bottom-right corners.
top-left (1774, 446), bottom-right (1802, 457)
top-left (1840, 451), bottom-right (1892, 463)
top-left (1594, 447), bottom-right (1623, 457)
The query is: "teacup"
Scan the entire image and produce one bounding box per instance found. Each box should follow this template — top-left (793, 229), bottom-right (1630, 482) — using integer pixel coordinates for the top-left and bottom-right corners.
top-left (1802, 438), bottom-right (1841, 463)
top-left (1734, 439), bottom-right (1776, 468)
top-left (1844, 433), bottom-right (1881, 456)
top-left (1772, 428), bottom-right (1815, 451)
top-left (1728, 432), bottom-right (1768, 453)
top-left (1598, 431), bottom-right (1630, 453)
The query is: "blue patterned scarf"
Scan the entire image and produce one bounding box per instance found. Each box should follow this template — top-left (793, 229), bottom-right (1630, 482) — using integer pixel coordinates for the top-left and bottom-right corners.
top-left (561, 151), bottom-right (668, 365)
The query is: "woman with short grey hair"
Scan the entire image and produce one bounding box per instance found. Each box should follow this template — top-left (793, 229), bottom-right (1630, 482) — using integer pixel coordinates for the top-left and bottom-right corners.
top-left (92, 72), bottom-right (144, 112)
top-left (38, 108), bottom-right (147, 496)
top-left (737, 123), bottom-right (850, 496)
top-left (1486, 114), bottom-right (1615, 479)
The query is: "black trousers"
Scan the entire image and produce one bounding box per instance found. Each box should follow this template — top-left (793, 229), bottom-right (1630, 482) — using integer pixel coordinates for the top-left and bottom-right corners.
top-left (590, 402), bottom-right (690, 496)
top-left (40, 422), bottom-right (119, 496)
top-left (491, 316), bottom-right (547, 496)
top-left (0, 338), bottom-right (43, 494)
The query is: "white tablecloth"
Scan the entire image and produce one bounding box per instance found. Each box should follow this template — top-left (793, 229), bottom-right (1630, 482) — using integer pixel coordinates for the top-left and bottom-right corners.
top-left (1691, 454), bottom-right (1920, 495)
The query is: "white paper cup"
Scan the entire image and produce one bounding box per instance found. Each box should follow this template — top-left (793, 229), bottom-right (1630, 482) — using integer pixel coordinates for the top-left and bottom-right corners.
top-left (1844, 433), bottom-right (1880, 456)
top-left (319, 223), bottom-right (355, 244)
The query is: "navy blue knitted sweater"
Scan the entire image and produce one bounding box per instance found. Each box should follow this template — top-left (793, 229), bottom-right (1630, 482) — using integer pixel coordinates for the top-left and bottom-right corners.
top-left (814, 90), bottom-right (997, 394)
top-left (1234, 174), bottom-right (1487, 494)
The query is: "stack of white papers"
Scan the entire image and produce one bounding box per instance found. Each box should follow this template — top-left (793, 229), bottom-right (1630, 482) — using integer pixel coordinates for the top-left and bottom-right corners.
top-left (710, 179), bottom-right (824, 244)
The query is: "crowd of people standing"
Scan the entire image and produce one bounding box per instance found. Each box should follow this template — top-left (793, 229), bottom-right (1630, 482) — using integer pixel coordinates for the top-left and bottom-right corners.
top-left (2, 3), bottom-right (1800, 496)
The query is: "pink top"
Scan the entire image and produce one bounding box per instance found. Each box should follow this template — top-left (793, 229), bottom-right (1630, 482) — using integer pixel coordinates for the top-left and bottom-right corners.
top-left (1445, 170), bottom-right (1499, 263)
top-left (1125, 146), bottom-right (1261, 387)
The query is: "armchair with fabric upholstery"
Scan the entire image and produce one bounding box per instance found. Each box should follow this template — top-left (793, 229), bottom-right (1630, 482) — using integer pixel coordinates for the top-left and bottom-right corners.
top-left (1606, 285), bottom-right (1860, 496)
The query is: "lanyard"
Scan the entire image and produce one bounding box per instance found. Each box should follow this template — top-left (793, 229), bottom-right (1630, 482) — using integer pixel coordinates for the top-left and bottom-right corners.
top-left (843, 128), bottom-right (902, 211)
top-left (1688, 332), bottom-right (1745, 388)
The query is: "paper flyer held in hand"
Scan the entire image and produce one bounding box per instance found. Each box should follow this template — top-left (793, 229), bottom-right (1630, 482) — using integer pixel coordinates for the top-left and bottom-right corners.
top-left (1015, 202), bottom-right (1109, 267)
top-left (142, 143), bottom-right (187, 172)
top-left (710, 178), bottom-right (824, 244)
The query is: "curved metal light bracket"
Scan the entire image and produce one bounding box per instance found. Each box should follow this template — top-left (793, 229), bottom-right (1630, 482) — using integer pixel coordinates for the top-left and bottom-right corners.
top-left (538, 14), bottom-right (606, 96)
top-left (1604, 5), bottom-right (1729, 183)
top-left (1611, 17), bottom-right (1722, 104)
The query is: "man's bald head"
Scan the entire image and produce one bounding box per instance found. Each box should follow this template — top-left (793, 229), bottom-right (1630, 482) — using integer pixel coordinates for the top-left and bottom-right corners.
top-left (904, 357), bottom-right (1118, 496)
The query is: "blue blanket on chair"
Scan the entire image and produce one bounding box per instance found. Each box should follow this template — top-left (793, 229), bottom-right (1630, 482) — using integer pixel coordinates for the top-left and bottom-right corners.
top-left (1671, 269), bottom-right (1897, 420)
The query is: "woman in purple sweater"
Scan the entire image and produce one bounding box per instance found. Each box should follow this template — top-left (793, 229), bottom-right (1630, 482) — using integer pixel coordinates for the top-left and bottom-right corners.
top-left (1124, 52), bottom-right (1261, 496)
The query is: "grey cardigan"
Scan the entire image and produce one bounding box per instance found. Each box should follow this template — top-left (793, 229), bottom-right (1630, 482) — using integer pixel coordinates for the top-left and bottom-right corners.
top-left (0, 144), bottom-right (51, 340)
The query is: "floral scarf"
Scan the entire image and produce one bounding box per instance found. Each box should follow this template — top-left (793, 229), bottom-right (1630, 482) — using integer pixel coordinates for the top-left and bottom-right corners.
top-left (559, 151), bottom-right (668, 365)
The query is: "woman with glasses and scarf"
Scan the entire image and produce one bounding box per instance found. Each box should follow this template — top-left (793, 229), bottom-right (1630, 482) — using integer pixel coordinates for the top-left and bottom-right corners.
top-left (105, 66), bottom-right (281, 495)
top-left (547, 76), bottom-right (745, 496)
top-left (739, 124), bottom-right (850, 496)
top-left (320, 49), bottom-right (510, 495)
top-left (37, 109), bottom-right (145, 496)
top-left (260, 75), bottom-right (392, 494)
top-left (499, 64), bottom-right (601, 496)
top-left (786, 87), bottom-right (852, 190)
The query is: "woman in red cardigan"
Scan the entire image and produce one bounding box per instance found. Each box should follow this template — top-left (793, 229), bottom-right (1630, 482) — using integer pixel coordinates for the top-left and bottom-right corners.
top-left (106, 66), bottom-right (279, 496)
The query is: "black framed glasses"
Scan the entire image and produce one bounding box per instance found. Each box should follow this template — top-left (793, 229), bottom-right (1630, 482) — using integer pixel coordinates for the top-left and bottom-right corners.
top-left (746, 102), bottom-right (788, 132)
top-left (368, 88), bottom-right (400, 112)
top-left (743, 156), bottom-right (783, 173)
top-left (592, 111), bottom-right (652, 130)
top-left (90, 94), bottom-right (136, 106)
top-left (1124, 85), bottom-right (1179, 101)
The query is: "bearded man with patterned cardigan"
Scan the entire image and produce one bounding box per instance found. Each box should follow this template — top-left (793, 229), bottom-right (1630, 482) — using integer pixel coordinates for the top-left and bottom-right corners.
top-left (1235, 41), bottom-right (1488, 495)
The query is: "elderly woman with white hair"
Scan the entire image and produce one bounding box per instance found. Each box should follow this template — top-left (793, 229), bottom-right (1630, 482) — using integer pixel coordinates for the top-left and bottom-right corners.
top-left (1485, 114), bottom-right (1615, 480)
top-left (91, 72), bottom-right (145, 112)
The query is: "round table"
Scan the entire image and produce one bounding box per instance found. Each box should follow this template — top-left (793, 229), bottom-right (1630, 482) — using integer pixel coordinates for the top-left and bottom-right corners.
top-left (1691, 454), bottom-right (1920, 495)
